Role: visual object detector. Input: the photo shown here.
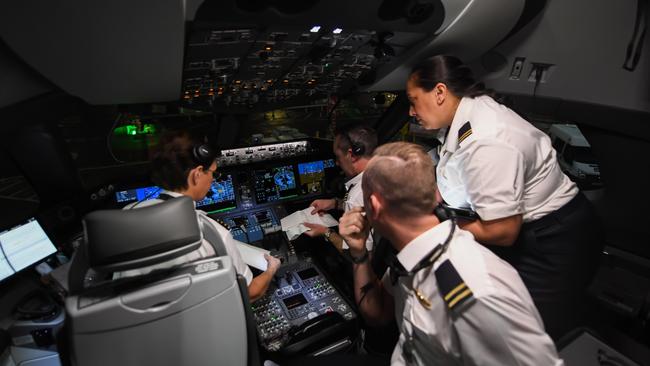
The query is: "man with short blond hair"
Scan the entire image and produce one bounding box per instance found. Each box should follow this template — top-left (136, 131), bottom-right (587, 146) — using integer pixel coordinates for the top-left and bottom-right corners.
top-left (339, 142), bottom-right (562, 365)
top-left (361, 142), bottom-right (437, 218)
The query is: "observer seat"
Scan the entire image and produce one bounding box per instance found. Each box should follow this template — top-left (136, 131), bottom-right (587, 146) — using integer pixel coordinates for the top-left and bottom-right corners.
top-left (62, 196), bottom-right (260, 366)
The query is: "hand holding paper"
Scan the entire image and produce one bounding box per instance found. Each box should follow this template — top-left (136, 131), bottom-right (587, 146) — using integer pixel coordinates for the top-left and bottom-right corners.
top-left (302, 222), bottom-right (329, 237)
top-left (235, 240), bottom-right (271, 271)
top-left (309, 198), bottom-right (337, 216)
top-left (281, 207), bottom-right (339, 240)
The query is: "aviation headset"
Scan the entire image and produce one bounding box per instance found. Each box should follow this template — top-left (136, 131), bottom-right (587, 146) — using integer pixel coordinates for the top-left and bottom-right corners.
top-left (191, 143), bottom-right (217, 168)
top-left (343, 130), bottom-right (366, 156)
top-left (434, 203), bottom-right (479, 221)
top-left (129, 142), bottom-right (216, 210)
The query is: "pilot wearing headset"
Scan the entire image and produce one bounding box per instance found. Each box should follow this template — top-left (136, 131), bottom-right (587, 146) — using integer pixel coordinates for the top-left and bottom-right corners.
top-left (303, 124), bottom-right (378, 253)
top-left (338, 142), bottom-right (562, 366)
top-left (116, 131), bottom-right (280, 302)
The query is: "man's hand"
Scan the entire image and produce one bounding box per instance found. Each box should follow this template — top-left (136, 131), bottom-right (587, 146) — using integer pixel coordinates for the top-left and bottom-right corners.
top-left (302, 223), bottom-right (329, 237)
top-left (264, 254), bottom-right (281, 275)
top-left (310, 199), bottom-right (336, 216)
top-left (339, 207), bottom-right (370, 256)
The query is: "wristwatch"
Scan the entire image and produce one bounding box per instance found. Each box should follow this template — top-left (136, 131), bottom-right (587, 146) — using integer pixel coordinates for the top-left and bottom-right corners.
top-left (324, 228), bottom-right (333, 242)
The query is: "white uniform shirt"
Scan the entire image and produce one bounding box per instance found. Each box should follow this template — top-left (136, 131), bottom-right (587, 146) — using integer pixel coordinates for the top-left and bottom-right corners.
top-left (115, 190), bottom-right (253, 284)
top-left (342, 172), bottom-right (374, 250)
top-left (383, 221), bottom-right (563, 366)
top-left (436, 96), bottom-right (578, 222)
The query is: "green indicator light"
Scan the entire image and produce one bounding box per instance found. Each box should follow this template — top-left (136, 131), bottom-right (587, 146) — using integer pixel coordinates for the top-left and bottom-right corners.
top-left (114, 123), bottom-right (157, 137)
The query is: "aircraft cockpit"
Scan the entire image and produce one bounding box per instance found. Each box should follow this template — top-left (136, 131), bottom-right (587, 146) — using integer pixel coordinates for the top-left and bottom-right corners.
top-left (2, 0), bottom-right (650, 365)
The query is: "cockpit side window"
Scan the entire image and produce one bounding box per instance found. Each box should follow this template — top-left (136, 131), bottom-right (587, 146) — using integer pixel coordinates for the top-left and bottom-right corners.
top-left (0, 150), bottom-right (39, 229)
top-left (231, 93), bottom-right (398, 147)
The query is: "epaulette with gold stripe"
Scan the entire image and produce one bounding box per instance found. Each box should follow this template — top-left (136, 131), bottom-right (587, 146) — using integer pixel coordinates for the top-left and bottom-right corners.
top-left (435, 259), bottom-right (474, 313)
top-left (457, 121), bottom-right (472, 147)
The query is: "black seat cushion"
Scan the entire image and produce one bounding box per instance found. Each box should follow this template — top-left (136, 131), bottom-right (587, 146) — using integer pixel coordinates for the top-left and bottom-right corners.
top-left (83, 196), bottom-right (202, 272)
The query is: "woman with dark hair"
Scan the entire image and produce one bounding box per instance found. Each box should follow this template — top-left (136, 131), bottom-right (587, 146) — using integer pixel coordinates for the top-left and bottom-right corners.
top-left (118, 130), bottom-right (281, 302)
top-left (406, 55), bottom-right (601, 340)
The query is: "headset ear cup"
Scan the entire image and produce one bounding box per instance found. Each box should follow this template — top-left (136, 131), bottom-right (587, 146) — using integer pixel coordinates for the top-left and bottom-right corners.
top-left (353, 143), bottom-right (364, 156)
top-left (348, 134), bottom-right (364, 156)
top-left (193, 144), bottom-right (214, 166)
top-left (192, 145), bottom-right (201, 164)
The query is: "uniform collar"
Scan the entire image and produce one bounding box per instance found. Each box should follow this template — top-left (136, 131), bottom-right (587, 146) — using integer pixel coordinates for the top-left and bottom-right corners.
top-left (436, 128), bottom-right (448, 145)
top-left (161, 190), bottom-right (184, 198)
top-left (160, 190), bottom-right (196, 207)
top-left (345, 171), bottom-right (363, 190)
top-left (397, 220), bottom-right (453, 272)
top-left (441, 96), bottom-right (474, 153)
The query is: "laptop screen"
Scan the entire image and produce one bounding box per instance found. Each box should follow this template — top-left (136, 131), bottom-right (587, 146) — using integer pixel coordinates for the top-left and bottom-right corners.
top-left (0, 218), bottom-right (57, 282)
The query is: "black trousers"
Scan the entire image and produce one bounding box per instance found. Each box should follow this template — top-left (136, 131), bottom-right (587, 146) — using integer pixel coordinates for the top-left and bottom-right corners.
top-left (491, 192), bottom-right (603, 341)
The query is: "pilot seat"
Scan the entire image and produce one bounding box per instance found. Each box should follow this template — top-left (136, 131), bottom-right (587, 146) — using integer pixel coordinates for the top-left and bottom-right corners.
top-left (61, 196), bottom-right (260, 366)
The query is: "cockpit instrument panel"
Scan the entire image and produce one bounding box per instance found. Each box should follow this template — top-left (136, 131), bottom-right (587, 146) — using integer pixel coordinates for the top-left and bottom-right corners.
top-left (254, 165), bottom-right (299, 204)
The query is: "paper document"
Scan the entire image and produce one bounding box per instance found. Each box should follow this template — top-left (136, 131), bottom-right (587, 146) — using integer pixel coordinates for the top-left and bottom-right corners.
top-left (281, 207), bottom-right (339, 240)
top-left (236, 240), bottom-right (270, 271)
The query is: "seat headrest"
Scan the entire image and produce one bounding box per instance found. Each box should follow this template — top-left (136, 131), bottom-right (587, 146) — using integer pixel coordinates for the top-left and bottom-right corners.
top-left (83, 196), bottom-right (202, 272)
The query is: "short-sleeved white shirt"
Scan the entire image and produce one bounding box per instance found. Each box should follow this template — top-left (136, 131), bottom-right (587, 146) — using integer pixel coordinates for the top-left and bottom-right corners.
top-left (115, 190), bottom-right (253, 284)
top-left (342, 172), bottom-right (374, 250)
top-left (383, 221), bottom-right (563, 365)
top-left (436, 95), bottom-right (578, 222)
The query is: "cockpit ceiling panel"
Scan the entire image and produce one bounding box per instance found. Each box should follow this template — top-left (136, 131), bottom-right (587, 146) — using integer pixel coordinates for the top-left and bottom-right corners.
top-left (193, 0), bottom-right (446, 33)
top-left (183, 0), bottom-right (526, 112)
top-left (182, 0), bottom-right (448, 111)
top-left (0, 0), bottom-right (525, 106)
top-left (181, 26), bottom-right (423, 111)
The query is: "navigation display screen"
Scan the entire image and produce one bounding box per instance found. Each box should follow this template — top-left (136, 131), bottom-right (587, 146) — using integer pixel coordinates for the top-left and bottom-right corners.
top-left (196, 174), bottom-right (237, 212)
top-left (115, 175), bottom-right (236, 212)
top-left (253, 165), bottom-right (298, 204)
top-left (0, 218), bottom-right (57, 282)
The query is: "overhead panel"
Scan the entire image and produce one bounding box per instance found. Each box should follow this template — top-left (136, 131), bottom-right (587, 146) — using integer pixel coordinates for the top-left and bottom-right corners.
top-left (0, 0), bottom-right (528, 106)
top-left (181, 26), bottom-right (404, 111)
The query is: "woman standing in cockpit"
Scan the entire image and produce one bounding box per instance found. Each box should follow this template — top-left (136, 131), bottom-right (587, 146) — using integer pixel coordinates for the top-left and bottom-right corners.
top-left (405, 55), bottom-right (602, 340)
